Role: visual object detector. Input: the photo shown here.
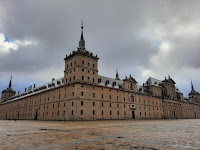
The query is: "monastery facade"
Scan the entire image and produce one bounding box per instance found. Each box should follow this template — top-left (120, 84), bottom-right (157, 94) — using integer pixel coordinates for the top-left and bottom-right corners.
top-left (0, 25), bottom-right (200, 120)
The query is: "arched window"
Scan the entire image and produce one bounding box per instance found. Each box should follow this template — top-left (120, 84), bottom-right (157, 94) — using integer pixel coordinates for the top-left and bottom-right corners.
top-left (130, 83), bottom-right (133, 90)
top-left (131, 94), bottom-right (134, 102)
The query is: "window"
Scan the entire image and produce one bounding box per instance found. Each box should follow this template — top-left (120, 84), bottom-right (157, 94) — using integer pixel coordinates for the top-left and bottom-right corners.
top-left (58, 103), bottom-right (60, 107)
top-left (72, 110), bottom-right (73, 115)
top-left (64, 94), bottom-right (66, 98)
top-left (93, 64), bottom-right (95, 68)
top-left (130, 83), bottom-right (133, 90)
top-left (131, 94), bottom-right (134, 102)
top-left (102, 103), bottom-right (104, 107)
top-left (117, 104), bottom-right (119, 108)
top-left (82, 84), bottom-right (84, 87)
top-left (63, 111), bottom-right (65, 115)
top-left (124, 97), bottom-right (125, 101)
top-left (117, 111), bottom-right (119, 115)
top-left (110, 103), bottom-right (112, 107)
top-left (110, 111), bottom-right (112, 115)
top-left (82, 68), bottom-right (84, 72)
top-left (59, 95), bottom-right (61, 99)
top-left (66, 79), bottom-right (68, 83)
top-left (102, 110), bottom-right (104, 115)
top-left (72, 101), bottom-right (74, 106)
top-left (93, 71), bottom-right (95, 74)
top-left (88, 70), bottom-right (90, 73)
top-left (88, 77), bottom-right (90, 81)
top-left (98, 79), bottom-right (102, 83)
top-left (110, 95), bottom-right (111, 100)
top-left (93, 78), bottom-right (95, 82)
top-left (88, 62), bottom-right (90, 66)
top-left (124, 105), bottom-right (126, 108)
top-left (117, 96), bottom-right (119, 100)
top-left (82, 76), bottom-right (84, 80)
top-left (67, 64), bottom-right (68, 68)
top-left (102, 94), bottom-right (103, 99)
top-left (93, 102), bottom-right (95, 106)
top-left (82, 61), bottom-right (84, 65)
top-left (64, 103), bottom-right (66, 107)
top-left (71, 62), bottom-right (72, 66)
top-left (81, 101), bottom-right (83, 106)
top-left (70, 77), bottom-right (71, 81)
top-left (57, 111), bottom-right (59, 116)
top-left (81, 92), bottom-right (84, 96)
top-left (81, 110), bottom-right (83, 115)
top-left (74, 61), bottom-right (76, 65)
top-left (93, 93), bottom-right (95, 98)
top-left (124, 111), bottom-right (126, 115)
top-left (93, 110), bottom-right (95, 115)
top-left (53, 104), bottom-right (54, 108)
top-left (73, 92), bottom-right (75, 96)
top-left (73, 76), bottom-right (75, 80)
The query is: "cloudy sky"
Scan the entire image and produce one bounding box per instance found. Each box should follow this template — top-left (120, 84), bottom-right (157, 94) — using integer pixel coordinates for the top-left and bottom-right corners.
top-left (0, 0), bottom-right (200, 97)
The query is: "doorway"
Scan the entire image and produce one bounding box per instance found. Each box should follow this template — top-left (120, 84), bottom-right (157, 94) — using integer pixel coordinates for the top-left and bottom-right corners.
top-left (173, 111), bottom-right (176, 118)
top-left (34, 112), bottom-right (38, 120)
top-left (132, 111), bottom-right (135, 119)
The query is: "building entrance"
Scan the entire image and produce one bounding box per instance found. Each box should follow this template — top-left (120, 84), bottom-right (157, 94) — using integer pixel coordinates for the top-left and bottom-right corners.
top-left (132, 111), bottom-right (135, 119)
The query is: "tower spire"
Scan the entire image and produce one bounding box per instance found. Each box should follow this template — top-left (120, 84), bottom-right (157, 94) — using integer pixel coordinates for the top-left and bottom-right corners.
top-left (79, 21), bottom-right (85, 49)
top-left (9, 75), bottom-right (12, 88)
top-left (115, 68), bottom-right (120, 80)
top-left (191, 79), bottom-right (195, 92)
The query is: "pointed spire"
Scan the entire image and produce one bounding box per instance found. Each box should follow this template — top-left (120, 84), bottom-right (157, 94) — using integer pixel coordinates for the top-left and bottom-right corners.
top-left (79, 21), bottom-right (85, 49)
top-left (191, 79), bottom-right (195, 92)
top-left (9, 75), bottom-right (12, 88)
top-left (115, 68), bottom-right (120, 80)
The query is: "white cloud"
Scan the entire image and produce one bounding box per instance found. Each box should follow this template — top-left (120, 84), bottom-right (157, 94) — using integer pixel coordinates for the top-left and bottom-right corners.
top-left (0, 33), bottom-right (18, 53)
top-left (0, 33), bottom-right (37, 54)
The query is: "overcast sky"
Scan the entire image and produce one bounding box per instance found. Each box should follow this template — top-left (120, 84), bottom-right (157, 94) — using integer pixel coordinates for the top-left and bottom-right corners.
top-left (0, 0), bottom-right (200, 97)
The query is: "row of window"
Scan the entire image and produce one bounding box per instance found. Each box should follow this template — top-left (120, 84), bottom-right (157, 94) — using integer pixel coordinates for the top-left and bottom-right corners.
top-left (66, 68), bottom-right (95, 75)
top-left (66, 61), bottom-right (95, 68)
top-left (65, 76), bottom-right (95, 83)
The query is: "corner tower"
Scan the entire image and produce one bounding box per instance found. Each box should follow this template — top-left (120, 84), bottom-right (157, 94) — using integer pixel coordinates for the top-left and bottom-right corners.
top-left (64, 22), bottom-right (99, 85)
top-left (1, 76), bottom-right (16, 103)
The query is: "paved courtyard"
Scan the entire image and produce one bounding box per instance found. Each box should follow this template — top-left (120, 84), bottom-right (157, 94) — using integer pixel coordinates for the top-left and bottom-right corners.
top-left (0, 119), bottom-right (200, 150)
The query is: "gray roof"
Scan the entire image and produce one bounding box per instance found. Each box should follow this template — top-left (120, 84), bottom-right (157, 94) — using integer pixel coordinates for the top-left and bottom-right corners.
top-left (144, 77), bottom-right (182, 93)
top-left (4, 77), bottom-right (64, 104)
top-left (98, 75), bottom-right (123, 89)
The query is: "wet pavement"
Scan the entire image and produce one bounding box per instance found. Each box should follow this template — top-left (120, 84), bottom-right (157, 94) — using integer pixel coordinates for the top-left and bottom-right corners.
top-left (0, 119), bottom-right (200, 150)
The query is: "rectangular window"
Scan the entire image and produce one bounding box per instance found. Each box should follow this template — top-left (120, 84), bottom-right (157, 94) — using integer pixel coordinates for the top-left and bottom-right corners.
top-left (93, 93), bottom-right (95, 98)
top-left (102, 94), bottom-right (103, 99)
top-left (93, 102), bottom-right (95, 106)
top-left (102, 110), bottom-right (104, 115)
top-left (93, 78), bottom-right (95, 82)
top-left (64, 103), bottom-right (66, 107)
top-left (117, 104), bottom-right (119, 108)
top-left (110, 111), bottom-right (112, 115)
top-left (102, 103), bottom-right (104, 107)
top-left (110, 103), bottom-right (112, 107)
top-left (81, 110), bottom-right (83, 115)
top-left (72, 110), bottom-right (73, 115)
top-left (82, 68), bottom-right (84, 72)
top-left (81, 92), bottom-right (84, 96)
top-left (82, 61), bottom-right (84, 65)
top-left (88, 62), bottom-right (90, 66)
top-left (93, 110), bottom-right (95, 115)
top-left (73, 92), bottom-right (75, 96)
top-left (72, 101), bottom-right (74, 106)
top-left (81, 101), bottom-right (83, 106)
top-left (82, 76), bottom-right (84, 80)
top-left (73, 76), bottom-right (75, 80)
top-left (57, 111), bottom-right (59, 116)
top-left (117, 111), bottom-right (119, 115)
top-left (63, 111), bottom-right (65, 115)
top-left (110, 95), bottom-right (111, 100)
top-left (93, 64), bottom-right (95, 68)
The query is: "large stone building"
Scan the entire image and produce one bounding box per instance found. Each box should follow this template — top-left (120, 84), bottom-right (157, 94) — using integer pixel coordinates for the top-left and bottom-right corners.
top-left (0, 25), bottom-right (200, 120)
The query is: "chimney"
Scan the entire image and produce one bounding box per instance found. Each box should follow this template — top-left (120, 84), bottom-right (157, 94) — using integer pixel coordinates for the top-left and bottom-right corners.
top-left (34, 84), bottom-right (36, 88)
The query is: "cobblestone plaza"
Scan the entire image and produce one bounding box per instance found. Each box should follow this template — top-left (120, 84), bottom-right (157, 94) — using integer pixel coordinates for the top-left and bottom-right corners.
top-left (0, 119), bottom-right (200, 150)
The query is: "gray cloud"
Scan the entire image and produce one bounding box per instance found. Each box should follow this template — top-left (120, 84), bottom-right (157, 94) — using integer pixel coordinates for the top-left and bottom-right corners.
top-left (0, 0), bottom-right (200, 96)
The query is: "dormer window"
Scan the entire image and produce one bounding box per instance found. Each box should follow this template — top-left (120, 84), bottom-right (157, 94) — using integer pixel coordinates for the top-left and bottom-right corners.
top-left (98, 78), bottom-right (101, 83)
